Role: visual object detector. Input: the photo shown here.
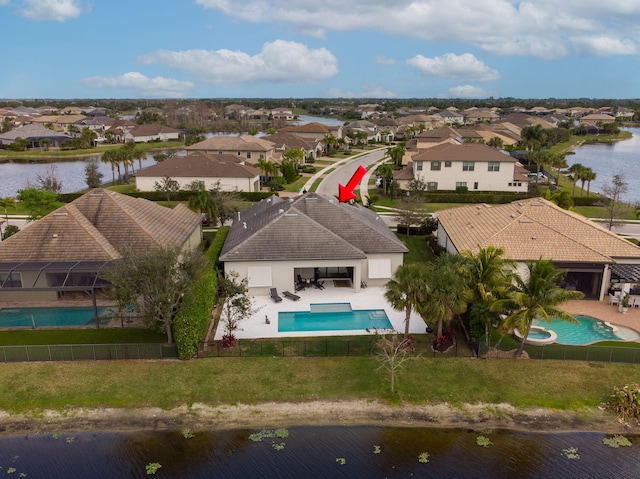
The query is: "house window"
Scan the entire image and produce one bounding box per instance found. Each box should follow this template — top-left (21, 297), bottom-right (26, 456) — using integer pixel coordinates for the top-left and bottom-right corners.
top-left (246, 152), bottom-right (252, 159)
top-left (416, 161), bottom-right (423, 171)
top-left (455, 182), bottom-right (467, 189)
top-left (431, 161), bottom-right (441, 171)
top-left (462, 161), bottom-right (475, 171)
top-left (445, 161), bottom-right (452, 167)
top-left (259, 152), bottom-right (265, 159)
top-left (247, 266), bottom-right (273, 287)
top-left (474, 182), bottom-right (479, 190)
top-left (427, 182), bottom-right (438, 191)
top-left (488, 162), bottom-right (500, 172)
top-left (0, 271), bottom-right (22, 288)
top-left (237, 151), bottom-right (241, 156)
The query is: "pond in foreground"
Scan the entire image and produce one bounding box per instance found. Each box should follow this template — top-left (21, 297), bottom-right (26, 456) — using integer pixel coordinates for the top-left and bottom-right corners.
top-left (1, 426), bottom-right (638, 478)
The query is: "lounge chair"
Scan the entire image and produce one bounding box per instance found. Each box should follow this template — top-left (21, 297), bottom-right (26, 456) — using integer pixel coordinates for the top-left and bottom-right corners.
top-left (270, 288), bottom-right (282, 303)
top-left (283, 291), bottom-right (300, 301)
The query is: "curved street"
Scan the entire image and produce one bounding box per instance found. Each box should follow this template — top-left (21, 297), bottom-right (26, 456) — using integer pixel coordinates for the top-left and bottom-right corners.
top-left (313, 148), bottom-right (387, 199)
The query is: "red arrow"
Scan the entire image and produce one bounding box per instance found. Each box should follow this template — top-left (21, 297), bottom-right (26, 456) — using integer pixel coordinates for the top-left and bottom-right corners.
top-left (338, 165), bottom-right (367, 202)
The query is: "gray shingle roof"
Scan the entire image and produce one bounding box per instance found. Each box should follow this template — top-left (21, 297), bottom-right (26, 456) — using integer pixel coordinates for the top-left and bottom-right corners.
top-left (220, 193), bottom-right (407, 262)
top-left (136, 152), bottom-right (260, 179)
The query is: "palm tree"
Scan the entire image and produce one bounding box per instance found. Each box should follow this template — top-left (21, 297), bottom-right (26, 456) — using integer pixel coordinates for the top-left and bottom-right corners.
top-left (377, 163), bottom-right (393, 196)
top-left (583, 168), bottom-right (596, 197)
top-left (487, 136), bottom-right (503, 149)
top-left (492, 258), bottom-right (584, 357)
top-left (567, 163), bottom-right (585, 197)
top-left (188, 184), bottom-right (217, 225)
top-left (521, 124), bottom-right (546, 151)
top-left (460, 246), bottom-right (515, 347)
top-left (384, 264), bottom-right (427, 338)
top-left (578, 166), bottom-right (595, 196)
top-left (0, 196), bottom-right (16, 241)
top-left (417, 253), bottom-right (472, 340)
top-left (100, 149), bottom-right (118, 185)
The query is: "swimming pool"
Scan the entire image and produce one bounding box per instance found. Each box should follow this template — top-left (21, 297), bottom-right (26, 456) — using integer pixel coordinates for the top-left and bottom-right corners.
top-left (278, 306), bottom-right (392, 333)
top-left (532, 315), bottom-right (640, 345)
top-left (0, 306), bottom-right (116, 328)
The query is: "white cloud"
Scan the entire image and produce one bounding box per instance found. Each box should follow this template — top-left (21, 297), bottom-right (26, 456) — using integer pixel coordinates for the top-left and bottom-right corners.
top-left (137, 40), bottom-right (338, 86)
top-left (407, 53), bottom-right (499, 82)
top-left (195, 0), bottom-right (640, 59)
top-left (79, 72), bottom-right (195, 98)
top-left (570, 35), bottom-right (638, 56)
top-left (446, 85), bottom-right (492, 99)
top-left (326, 84), bottom-right (397, 98)
top-left (19, 0), bottom-right (88, 22)
top-left (375, 55), bottom-right (396, 66)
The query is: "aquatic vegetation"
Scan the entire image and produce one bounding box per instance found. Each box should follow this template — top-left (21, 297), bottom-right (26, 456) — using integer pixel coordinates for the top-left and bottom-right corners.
top-left (7, 468), bottom-right (16, 474)
top-left (146, 463), bottom-right (162, 475)
top-left (373, 445), bottom-right (381, 454)
top-left (65, 437), bottom-right (75, 444)
top-left (336, 458), bottom-right (346, 465)
top-left (418, 452), bottom-right (430, 463)
top-left (272, 442), bottom-right (285, 451)
top-left (603, 435), bottom-right (632, 448)
top-left (249, 428), bottom-right (289, 442)
top-left (181, 427), bottom-right (195, 439)
top-left (562, 447), bottom-right (580, 459)
top-left (476, 436), bottom-right (493, 447)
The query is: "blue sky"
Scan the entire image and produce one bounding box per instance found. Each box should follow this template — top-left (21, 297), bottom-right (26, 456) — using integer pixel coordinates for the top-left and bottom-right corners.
top-left (1, 0), bottom-right (639, 99)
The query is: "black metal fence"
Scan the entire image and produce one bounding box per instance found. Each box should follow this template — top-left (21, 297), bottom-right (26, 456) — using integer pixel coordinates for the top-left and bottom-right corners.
top-left (478, 342), bottom-right (640, 364)
top-left (0, 343), bottom-right (178, 362)
top-left (201, 339), bottom-right (474, 358)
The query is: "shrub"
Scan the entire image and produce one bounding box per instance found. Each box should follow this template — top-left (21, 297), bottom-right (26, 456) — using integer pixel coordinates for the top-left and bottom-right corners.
top-left (609, 384), bottom-right (640, 422)
top-left (172, 227), bottom-right (229, 359)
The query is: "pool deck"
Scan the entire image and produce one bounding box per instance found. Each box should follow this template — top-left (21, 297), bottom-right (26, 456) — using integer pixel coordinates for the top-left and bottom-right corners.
top-left (213, 282), bottom-right (429, 340)
top-left (562, 299), bottom-right (640, 339)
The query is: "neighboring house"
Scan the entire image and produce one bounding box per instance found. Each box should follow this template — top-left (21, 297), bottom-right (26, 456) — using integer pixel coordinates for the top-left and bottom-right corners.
top-left (186, 135), bottom-right (276, 164)
top-left (271, 108), bottom-right (294, 121)
top-left (0, 189), bottom-right (201, 303)
top-left (434, 110), bottom-right (465, 125)
top-left (436, 198), bottom-right (640, 300)
top-left (0, 124), bottom-right (71, 149)
top-left (344, 120), bottom-right (381, 143)
top-left (135, 152), bottom-right (260, 192)
top-left (31, 115), bottom-right (87, 132)
top-left (579, 114), bottom-right (616, 126)
top-left (220, 193), bottom-right (408, 295)
top-left (463, 110), bottom-right (500, 124)
top-left (261, 132), bottom-right (324, 161)
top-left (280, 122), bottom-right (344, 142)
top-left (410, 143), bottom-right (528, 193)
top-left (124, 124), bottom-right (185, 143)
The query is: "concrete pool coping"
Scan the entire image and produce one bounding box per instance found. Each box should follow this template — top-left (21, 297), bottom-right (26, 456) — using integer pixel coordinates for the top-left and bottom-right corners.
top-left (213, 284), bottom-right (429, 340)
top-left (561, 299), bottom-right (640, 341)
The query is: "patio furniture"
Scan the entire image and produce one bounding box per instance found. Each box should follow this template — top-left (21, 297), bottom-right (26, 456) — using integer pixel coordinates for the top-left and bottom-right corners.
top-left (283, 291), bottom-right (300, 301)
top-left (609, 292), bottom-right (620, 306)
top-left (270, 288), bottom-right (282, 303)
top-left (314, 280), bottom-right (325, 290)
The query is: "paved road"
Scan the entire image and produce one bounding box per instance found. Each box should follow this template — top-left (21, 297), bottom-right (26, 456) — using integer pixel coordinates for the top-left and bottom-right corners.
top-left (314, 148), bottom-right (387, 198)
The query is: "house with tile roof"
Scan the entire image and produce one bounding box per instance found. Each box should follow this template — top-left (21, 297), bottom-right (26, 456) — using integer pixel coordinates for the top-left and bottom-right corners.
top-left (220, 193), bottom-right (408, 295)
top-left (135, 152), bottom-right (260, 192)
top-left (280, 122), bottom-right (344, 141)
top-left (0, 189), bottom-right (201, 303)
top-left (409, 143), bottom-right (529, 193)
top-left (0, 124), bottom-right (72, 149)
top-left (124, 124), bottom-right (185, 143)
top-left (186, 135), bottom-right (276, 164)
top-left (261, 131), bottom-right (324, 161)
top-left (436, 198), bottom-right (640, 300)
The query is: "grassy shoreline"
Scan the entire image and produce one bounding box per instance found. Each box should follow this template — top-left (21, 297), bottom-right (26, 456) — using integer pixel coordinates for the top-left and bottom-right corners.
top-left (2, 357), bottom-right (639, 434)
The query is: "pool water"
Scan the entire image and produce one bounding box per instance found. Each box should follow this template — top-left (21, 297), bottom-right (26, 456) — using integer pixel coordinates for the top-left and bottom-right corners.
top-left (0, 306), bottom-right (115, 328)
top-left (532, 315), bottom-right (640, 345)
top-left (278, 309), bottom-right (392, 332)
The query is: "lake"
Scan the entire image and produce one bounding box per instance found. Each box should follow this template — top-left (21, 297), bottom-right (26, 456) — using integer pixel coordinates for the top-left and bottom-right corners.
top-left (0, 426), bottom-right (638, 478)
top-left (566, 128), bottom-right (640, 204)
top-left (0, 116), bottom-right (344, 199)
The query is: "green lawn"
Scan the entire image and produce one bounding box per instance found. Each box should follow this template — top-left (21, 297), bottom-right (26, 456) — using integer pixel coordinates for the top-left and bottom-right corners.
top-left (0, 328), bottom-right (166, 346)
top-left (0, 357), bottom-right (637, 413)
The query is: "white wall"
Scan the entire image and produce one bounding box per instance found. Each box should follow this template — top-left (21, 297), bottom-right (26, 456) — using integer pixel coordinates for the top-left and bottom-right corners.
top-left (414, 160), bottom-right (527, 192)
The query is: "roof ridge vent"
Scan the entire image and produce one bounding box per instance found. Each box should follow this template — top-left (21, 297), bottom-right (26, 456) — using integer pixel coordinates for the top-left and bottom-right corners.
top-left (53, 212), bottom-right (68, 216)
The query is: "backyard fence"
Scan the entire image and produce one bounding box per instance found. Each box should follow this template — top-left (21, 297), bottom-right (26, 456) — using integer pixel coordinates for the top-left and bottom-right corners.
top-left (0, 343), bottom-right (178, 363)
top-left (478, 342), bottom-right (640, 364)
top-left (201, 339), bottom-right (473, 358)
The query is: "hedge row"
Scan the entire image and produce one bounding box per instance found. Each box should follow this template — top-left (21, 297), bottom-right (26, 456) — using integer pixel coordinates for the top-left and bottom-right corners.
top-left (419, 191), bottom-right (531, 204)
top-left (173, 226), bottom-right (229, 359)
top-left (57, 190), bottom-right (275, 203)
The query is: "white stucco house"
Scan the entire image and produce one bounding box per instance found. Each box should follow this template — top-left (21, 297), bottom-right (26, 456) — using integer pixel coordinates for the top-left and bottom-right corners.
top-left (135, 152), bottom-right (261, 192)
top-left (220, 193), bottom-right (408, 296)
top-left (409, 143), bottom-right (529, 193)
